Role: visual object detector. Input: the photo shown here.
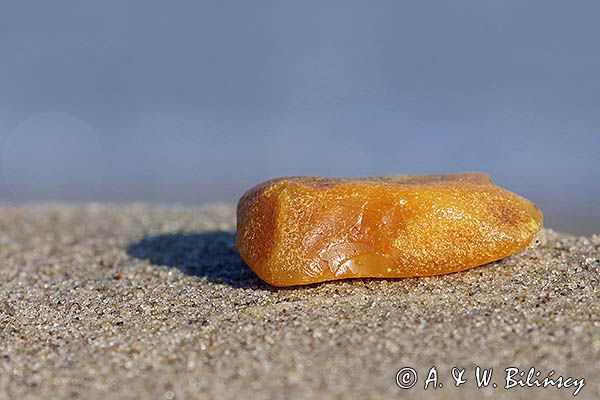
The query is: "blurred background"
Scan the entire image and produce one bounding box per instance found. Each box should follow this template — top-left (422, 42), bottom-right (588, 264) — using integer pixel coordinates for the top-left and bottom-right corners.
top-left (1, 1), bottom-right (598, 234)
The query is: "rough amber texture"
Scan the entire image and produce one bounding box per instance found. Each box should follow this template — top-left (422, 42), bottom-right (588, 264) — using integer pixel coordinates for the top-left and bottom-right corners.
top-left (236, 173), bottom-right (543, 287)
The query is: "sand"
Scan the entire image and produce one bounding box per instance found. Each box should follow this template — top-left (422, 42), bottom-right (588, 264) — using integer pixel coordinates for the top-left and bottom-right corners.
top-left (0, 204), bottom-right (598, 399)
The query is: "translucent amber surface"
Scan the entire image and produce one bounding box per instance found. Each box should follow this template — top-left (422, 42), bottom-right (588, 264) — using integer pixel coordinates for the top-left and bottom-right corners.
top-left (236, 173), bottom-right (543, 287)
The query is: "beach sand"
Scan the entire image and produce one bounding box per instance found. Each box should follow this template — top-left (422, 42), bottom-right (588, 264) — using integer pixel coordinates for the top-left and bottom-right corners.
top-left (0, 204), bottom-right (598, 399)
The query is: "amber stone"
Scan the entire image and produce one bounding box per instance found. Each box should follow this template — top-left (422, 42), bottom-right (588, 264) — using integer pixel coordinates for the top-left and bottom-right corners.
top-left (236, 173), bottom-right (543, 287)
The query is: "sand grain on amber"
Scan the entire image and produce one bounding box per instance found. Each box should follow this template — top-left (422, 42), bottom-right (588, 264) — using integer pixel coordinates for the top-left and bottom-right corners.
top-left (236, 173), bottom-right (543, 286)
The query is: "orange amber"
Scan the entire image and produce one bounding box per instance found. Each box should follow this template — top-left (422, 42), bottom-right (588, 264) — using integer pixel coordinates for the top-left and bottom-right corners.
top-left (236, 173), bottom-right (543, 287)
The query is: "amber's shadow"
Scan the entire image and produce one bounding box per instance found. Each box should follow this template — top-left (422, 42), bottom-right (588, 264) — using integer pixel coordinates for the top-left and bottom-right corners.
top-left (126, 231), bottom-right (265, 289)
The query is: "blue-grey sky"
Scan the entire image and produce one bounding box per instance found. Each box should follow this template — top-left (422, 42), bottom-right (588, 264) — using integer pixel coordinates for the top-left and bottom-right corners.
top-left (1, 1), bottom-right (599, 234)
